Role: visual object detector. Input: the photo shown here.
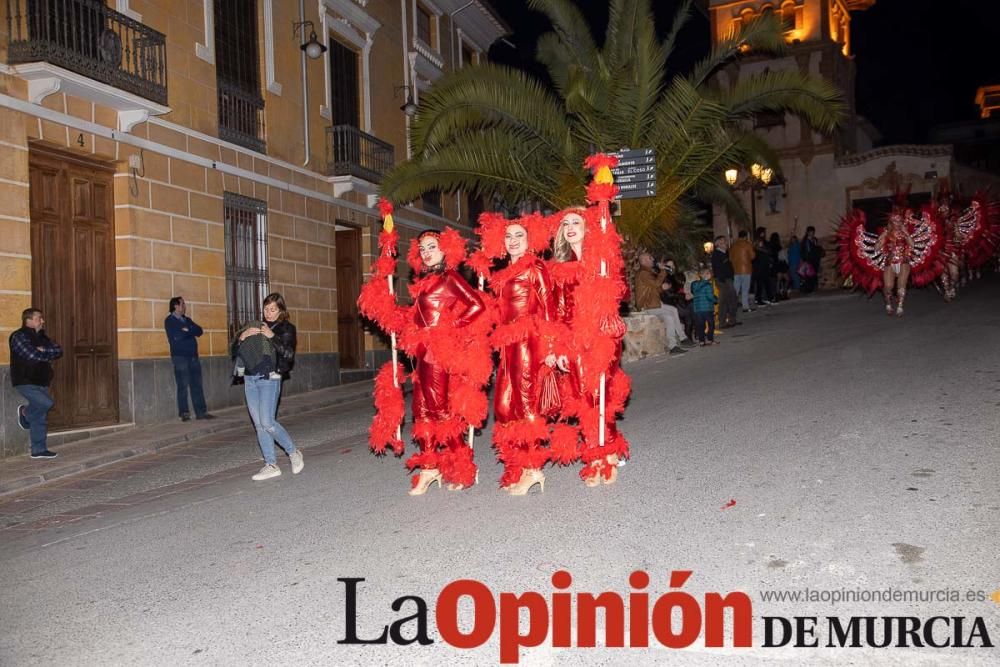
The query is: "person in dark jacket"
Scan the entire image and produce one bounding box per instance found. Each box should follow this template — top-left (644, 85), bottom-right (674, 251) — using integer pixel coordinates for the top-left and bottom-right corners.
top-left (164, 296), bottom-right (214, 421)
top-left (710, 236), bottom-right (739, 327)
top-left (232, 292), bottom-right (302, 481)
top-left (9, 308), bottom-right (63, 458)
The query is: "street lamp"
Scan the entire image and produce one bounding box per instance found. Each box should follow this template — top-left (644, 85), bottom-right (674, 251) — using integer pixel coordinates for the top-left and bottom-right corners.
top-left (394, 85), bottom-right (418, 118)
top-left (293, 21), bottom-right (327, 59)
top-left (724, 163), bottom-right (780, 235)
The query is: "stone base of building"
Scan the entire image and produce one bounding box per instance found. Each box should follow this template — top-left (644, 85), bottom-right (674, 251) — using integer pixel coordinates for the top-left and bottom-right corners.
top-left (0, 353), bottom-right (339, 459)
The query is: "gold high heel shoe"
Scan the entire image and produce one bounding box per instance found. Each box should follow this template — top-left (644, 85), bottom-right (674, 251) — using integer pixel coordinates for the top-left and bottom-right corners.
top-left (583, 460), bottom-right (603, 487)
top-left (507, 468), bottom-right (545, 496)
top-left (603, 454), bottom-right (619, 485)
top-left (408, 469), bottom-right (442, 496)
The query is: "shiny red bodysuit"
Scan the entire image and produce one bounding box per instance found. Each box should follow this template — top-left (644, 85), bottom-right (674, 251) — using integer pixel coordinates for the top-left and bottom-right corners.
top-left (408, 269), bottom-right (485, 486)
top-left (491, 256), bottom-right (557, 486)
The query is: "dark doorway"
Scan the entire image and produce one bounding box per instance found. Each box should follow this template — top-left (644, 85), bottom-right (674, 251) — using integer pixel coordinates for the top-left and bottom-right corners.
top-left (335, 226), bottom-right (363, 369)
top-left (28, 145), bottom-right (119, 430)
top-left (853, 192), bottom-right (933, 232)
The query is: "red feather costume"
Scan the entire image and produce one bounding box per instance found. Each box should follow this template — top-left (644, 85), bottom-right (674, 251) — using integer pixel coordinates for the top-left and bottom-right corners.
top-left (547, 161), bottom-right (632, 484)
top-left (835, 202), bottom-right (945, 294)
top-left (476, 211), bottom-right (560, 488)
top-left (357, 201), bottom-right (489, 489)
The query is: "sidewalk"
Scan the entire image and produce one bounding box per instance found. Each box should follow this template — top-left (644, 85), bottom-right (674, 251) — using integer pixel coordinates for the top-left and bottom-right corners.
top-left (0, 380), bottom-right (375, 497)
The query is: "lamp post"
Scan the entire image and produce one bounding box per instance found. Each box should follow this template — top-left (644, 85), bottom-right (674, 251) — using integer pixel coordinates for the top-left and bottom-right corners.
top-left (724, 163), bottom-right (775, 235)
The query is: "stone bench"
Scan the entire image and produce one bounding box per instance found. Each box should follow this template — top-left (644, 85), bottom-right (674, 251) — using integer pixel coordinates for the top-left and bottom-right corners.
top-left (622, 312), bottom-right (667, 363)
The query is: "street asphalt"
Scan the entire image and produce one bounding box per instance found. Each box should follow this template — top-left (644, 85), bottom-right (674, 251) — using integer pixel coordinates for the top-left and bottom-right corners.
top-left (1, 279), bottom-right (998, 666)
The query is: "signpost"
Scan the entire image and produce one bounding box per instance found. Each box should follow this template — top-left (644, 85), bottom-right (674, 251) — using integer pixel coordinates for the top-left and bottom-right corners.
top-left (609, 148), bottom-right (656, 200)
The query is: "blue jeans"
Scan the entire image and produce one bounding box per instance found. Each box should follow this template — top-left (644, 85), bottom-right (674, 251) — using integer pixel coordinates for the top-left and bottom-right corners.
top-left (171, 355), bottom-right (207, 417)
top-left (244, 375), bottom-right (295, 465)
top-left (734, 274), bottom-right (752, 309)
top-left (15, 384), bottom-right (54, 455)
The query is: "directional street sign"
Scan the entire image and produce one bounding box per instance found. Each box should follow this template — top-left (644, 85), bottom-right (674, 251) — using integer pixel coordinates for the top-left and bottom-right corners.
top-left (608, 147), bottom-right (657, 200)
top-left (611, 155), bottom-right (656, 168)
top-left (619, 187), bottom-right (656, 200)
top-left (613, 172), bottom-right (656, 185)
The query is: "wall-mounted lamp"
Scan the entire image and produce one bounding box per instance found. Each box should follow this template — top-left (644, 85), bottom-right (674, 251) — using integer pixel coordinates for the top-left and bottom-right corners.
top-left (293, 21), bottom-right (326, 59)
top-left (394, 85), bottom-right (418, 118)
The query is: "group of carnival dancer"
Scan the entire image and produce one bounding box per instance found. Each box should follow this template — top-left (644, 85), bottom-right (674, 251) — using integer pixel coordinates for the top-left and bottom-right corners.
top-left (358, 156), bottom-right (630, 496)
top-left (836, 187), bottom-right (1000, 317)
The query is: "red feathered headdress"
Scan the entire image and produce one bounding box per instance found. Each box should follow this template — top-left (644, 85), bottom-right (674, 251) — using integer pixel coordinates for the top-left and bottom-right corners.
top-left (476, 210), bottom-right (552, 259)
top-left (406, 227), bottom-right (469, 272)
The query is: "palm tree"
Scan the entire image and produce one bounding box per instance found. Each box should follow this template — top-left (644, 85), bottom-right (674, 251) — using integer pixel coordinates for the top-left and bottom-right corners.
top-left (380, 0), bottom-right (845, 252)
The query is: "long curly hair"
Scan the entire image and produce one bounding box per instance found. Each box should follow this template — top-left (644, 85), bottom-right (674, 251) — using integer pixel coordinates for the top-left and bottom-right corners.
top-left (552, 207), bottom-right (588, 262)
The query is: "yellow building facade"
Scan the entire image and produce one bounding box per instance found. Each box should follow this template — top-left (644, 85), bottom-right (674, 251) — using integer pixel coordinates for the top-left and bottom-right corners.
top-left (0, 0), bottom-right (506, 457)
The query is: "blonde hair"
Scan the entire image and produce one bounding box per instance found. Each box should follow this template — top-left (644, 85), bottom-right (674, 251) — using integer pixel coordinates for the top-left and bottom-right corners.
top-left (553, 208), bottom-right (587, 262)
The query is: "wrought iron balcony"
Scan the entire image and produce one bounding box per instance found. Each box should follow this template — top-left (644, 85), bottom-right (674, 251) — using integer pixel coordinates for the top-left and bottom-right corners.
top-left (325, 124), bottom-right (394, 183)
top-left (217, 78), bottom-right (266, 153)
top-left (5, 0), bottom-right (167, 105)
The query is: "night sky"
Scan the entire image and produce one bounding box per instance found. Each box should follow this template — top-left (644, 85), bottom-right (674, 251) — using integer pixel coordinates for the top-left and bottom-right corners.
top-left (487, 0), bottom-right (1000, 145)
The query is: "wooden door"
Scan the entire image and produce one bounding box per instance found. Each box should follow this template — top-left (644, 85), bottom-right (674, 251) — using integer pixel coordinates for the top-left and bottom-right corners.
top-left (335, 227), bottom-right (363, 369)
top-left (28, 146), bottom-right (118, 430)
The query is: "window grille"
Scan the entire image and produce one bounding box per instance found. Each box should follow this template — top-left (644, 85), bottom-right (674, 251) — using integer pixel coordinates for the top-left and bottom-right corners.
top-left (224, 192), bottom-right (269, 338)
top-left (416, 3), bottom-right (433, 46)
top-left (214, 0), bottom-right (265, 151)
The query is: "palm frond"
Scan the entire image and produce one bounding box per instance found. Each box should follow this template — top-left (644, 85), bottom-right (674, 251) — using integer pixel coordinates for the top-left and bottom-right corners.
top-left (688, 14), bottom-right (787, 88)
top-left (717, 68), bottom-right (846, 135)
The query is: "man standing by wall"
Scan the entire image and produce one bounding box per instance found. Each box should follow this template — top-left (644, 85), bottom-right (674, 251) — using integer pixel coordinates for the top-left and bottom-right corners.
top-left (164, 297), bottom-right (214, 422)
top-left (730, 231), bottom-right (756, 312)
top-left (710, 236), bottom-right (739, 327)
top-left (9, 308), bottom-right (62, 459)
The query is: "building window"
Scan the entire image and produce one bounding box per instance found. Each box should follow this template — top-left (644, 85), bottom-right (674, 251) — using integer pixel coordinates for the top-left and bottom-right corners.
top-left (780, 2), bottom-right (798, 32)
top-left (328, 37), bottom-right (360, 127)
top-left (215, 0), bottom-right (265, 152)
top-left (416, 2), bottom-right (435, 49)
top-left (754, 110), bottom-right (786, 128)
top-left (422, 190), bottom-right (442, 216)
top-left (224, 192), bottom-right (269, 338)
top-left (462, 43), bottom-right (476, 66)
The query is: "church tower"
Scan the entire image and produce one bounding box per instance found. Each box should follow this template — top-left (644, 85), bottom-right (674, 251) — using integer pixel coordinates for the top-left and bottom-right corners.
top-left (708, 1), bottom-right (877, 239)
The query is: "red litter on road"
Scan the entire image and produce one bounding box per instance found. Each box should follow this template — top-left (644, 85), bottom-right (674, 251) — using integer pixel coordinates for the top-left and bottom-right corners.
top-left (721, 499), bottom-right (736, 510)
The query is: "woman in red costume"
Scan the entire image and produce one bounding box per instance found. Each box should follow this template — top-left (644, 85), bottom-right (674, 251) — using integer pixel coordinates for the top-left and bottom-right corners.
top-left (474, 213), bottom-right (559, 495)
top-left (836, 195), bottom-right (944, 317)
top-left (401, 230), bottom-right (488, 494)
top-left (358, 218), bottom-right (489, 496)
top-left (876, 210), bottom-right (915, 316)
top-left (549, 207), bottom-right (630, 486)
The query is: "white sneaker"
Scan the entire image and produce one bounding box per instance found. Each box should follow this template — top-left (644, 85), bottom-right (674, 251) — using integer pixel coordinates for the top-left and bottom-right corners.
top-left (290, 450), bottom-right (304, 474)
top-left (252, 464), bottom-right (281, 481)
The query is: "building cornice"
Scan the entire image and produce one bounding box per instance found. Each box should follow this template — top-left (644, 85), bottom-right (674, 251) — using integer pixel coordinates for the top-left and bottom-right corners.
top-left (835, 144), bottom-right (952, 168)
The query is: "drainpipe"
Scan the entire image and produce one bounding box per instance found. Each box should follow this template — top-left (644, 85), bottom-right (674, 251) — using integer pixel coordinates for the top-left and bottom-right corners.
top-left (300, 0), bottom-right (311, 166)
top-left (400, 0), bottom-right (411, 160)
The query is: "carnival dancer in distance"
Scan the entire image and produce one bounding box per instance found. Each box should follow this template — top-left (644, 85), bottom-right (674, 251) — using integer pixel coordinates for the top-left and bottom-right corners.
top-left (358, 201), bottom-right (491, 495)
top-left (937, 189), bottom-right (1000, 301)
top-left (836, 193), bottom-right (944, 317)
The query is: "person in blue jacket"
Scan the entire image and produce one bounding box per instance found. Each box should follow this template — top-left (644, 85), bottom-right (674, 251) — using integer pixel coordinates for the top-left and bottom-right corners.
top-left (164, 296), bottom-right (214, 421)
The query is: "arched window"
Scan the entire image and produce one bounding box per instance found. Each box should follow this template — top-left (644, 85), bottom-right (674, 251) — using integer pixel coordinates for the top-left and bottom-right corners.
top-left (780, 1), bottom-right (798, 32)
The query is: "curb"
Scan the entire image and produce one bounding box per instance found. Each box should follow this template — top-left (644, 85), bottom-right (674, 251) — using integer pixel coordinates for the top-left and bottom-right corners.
top-left (0, 381), bottom-right (376, 498)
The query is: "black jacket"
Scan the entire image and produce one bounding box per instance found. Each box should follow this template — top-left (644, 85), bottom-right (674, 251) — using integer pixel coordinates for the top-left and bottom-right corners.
top-left (9, 327), bottom-right (61, 387)
top-left (231, 319), bottom-right (297, 378)
top-left (711, 249), bottom-right (734, 282)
